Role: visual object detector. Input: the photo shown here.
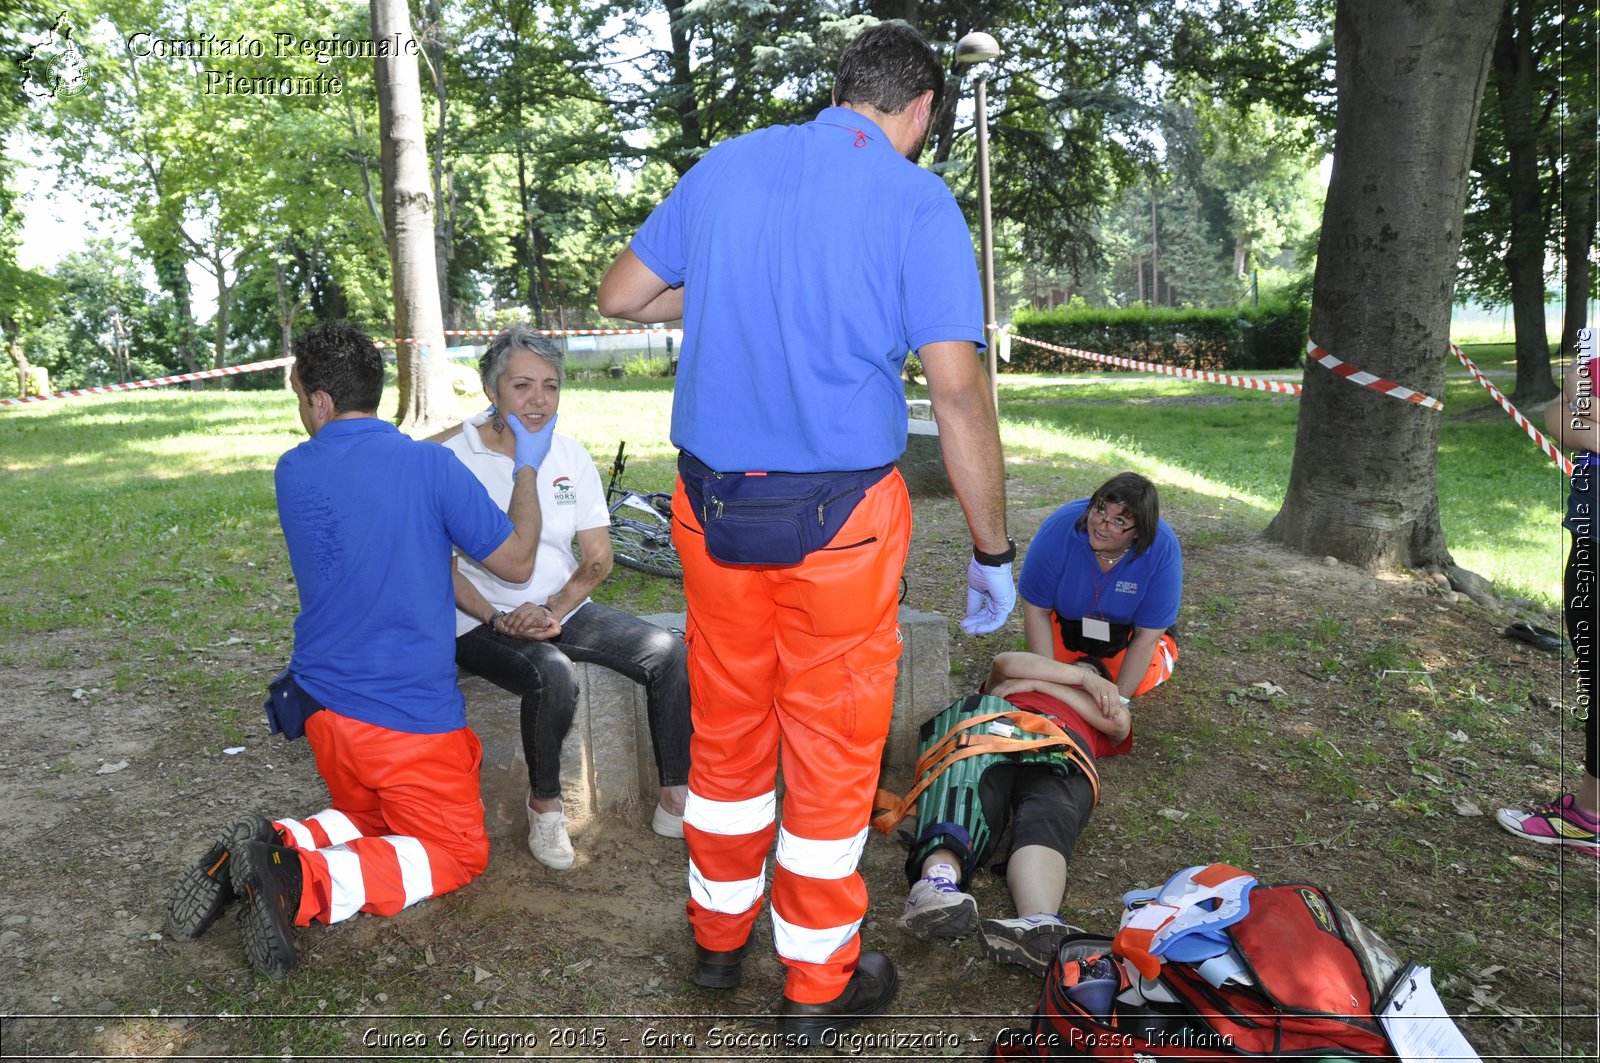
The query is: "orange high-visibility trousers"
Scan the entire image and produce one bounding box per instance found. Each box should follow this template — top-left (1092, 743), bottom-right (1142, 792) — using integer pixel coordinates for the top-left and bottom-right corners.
top-left (275, 710), bottom-right (490, 926)
top-left (672, 469), bottom-right (911, 1004)
top-left (1048, 611), bottom-right (1178, 696)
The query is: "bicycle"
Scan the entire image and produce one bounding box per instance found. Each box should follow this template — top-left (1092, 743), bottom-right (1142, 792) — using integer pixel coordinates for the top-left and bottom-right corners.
top-left (606, 441), bottom-right (683, 580)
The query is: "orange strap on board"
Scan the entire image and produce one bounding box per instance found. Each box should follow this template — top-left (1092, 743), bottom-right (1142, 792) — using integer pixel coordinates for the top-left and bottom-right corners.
top-left (872, 709), bottom-right (1100, 835)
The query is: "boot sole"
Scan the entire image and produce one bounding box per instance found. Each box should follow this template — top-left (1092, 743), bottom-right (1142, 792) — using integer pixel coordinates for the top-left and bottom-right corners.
top-left (165, 817), bottom-right (276, 941)
top-left (233, 842), bottom-right (299, 978)
top-left (165, 846), bottom-right (231, 941)
top-left (979, 920), bottom-right (1074, 978)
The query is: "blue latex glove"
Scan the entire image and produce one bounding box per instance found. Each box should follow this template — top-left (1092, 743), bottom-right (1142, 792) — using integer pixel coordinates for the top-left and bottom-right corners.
top-left (961, 556), bottom-right (1016, 635)
top-left (502, 410), bottom-right (558, 474)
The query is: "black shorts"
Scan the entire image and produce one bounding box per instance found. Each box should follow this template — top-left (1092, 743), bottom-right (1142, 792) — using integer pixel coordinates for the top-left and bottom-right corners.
top-left (905, 762), bottom-right (1096, 888)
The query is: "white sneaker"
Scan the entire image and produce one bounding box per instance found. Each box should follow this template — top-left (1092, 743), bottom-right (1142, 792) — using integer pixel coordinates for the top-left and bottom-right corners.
top-left (898, 875), bottom-right (977, 940)
top-left (979, 914), bottom-right (1081, 977)
top-left (651, 803), bottom-right (685, 839)
top-left (527, 804), bottom-right (574, 870)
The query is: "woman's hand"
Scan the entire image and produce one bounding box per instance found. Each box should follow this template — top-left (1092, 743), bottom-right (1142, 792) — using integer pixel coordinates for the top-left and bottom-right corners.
top-left (499, 602), bottom-right (562, 641)
top-left (1076, 669), bottom-right (1121, 712)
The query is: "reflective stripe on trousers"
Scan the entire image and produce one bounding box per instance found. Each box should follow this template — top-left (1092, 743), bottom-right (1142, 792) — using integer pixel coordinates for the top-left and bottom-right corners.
top-left (672, 470), bottom-right (911, 1004)
top-left (278, 710), bottom-right (490, 926)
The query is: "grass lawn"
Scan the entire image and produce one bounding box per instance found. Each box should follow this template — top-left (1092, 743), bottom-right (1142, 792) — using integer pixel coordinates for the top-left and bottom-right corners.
top-left (0, 364), bottom-right (1567, 694)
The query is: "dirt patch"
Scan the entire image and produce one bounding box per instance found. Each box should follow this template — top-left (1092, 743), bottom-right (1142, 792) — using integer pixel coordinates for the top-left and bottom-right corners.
top-left (2, 483), bottom-right (1594, 1060)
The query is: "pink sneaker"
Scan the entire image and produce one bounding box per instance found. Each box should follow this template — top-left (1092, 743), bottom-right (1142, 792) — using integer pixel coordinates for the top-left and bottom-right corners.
top-left (1495, 794), bottom-right (1600, 856)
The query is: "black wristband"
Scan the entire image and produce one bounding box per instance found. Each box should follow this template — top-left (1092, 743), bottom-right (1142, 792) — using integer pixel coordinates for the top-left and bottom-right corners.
top-left (973, 537), bottom-right (1016, 567)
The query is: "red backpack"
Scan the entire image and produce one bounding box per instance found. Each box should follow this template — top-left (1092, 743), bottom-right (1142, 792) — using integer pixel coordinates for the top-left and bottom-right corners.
top-left (990, 881), bottom-right (1406, 1060)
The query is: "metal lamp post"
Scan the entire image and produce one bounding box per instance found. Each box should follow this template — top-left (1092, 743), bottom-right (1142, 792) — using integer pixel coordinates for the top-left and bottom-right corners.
top-left (955, 30), bottom-right (1001, 412)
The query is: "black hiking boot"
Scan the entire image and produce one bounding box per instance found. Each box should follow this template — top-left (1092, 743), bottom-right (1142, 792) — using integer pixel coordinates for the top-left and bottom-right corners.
top-left (232, 840), bottom-right (303, 978)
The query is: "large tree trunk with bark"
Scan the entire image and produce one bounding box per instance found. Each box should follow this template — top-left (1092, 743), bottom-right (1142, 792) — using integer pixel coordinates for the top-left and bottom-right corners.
top-left (423, 0), bottom-right (455, 330)
top-left (3, 316), bottom-right (31, 394)
top-left (1267, 0), bottom-right (1501, 572)
top-left (1493, 0), bottom-right (1557, 403)
top-left (372, 0), bottom-right (452, 435)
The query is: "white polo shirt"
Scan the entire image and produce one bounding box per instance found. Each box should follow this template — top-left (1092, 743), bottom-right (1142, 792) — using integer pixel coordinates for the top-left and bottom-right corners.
top-left (444, 424), bottom-right (611, 637)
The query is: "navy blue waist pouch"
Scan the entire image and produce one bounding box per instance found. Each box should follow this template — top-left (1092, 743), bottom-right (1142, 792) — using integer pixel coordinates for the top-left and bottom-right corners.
top-left (265, 668), bottom-right (325, 741)
top-left (678, 451), bottom-right (893, 566)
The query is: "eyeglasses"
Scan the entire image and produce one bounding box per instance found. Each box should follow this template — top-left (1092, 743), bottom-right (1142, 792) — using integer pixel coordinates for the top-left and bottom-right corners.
top-left (1092, 503), bottom-right (1136, 532)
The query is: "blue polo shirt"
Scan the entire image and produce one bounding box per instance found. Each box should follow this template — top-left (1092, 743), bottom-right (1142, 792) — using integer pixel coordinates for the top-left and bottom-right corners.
top-left (630, 106), bottom-right (984, 473)
top-left (1019, 499), bottom-right (1183, 631)
top-left (275, 418), bottom-right (514, 734)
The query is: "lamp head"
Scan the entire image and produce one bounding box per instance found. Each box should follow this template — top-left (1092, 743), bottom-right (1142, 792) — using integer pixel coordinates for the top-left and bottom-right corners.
top-left (954, 31), bottom-right (1000, 65)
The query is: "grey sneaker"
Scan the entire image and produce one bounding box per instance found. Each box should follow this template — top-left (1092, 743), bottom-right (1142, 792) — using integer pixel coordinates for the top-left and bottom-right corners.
top-left (527, 805), bottom-right (575, 870)
top-left (979, 914), bottom-right (1081, 977)
top-left (898, 875), bottom-right (978, 940)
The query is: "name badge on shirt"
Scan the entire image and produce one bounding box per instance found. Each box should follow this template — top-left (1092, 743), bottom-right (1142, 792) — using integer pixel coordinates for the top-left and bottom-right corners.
top-left (1082, 617), bottom-right (1112, 642)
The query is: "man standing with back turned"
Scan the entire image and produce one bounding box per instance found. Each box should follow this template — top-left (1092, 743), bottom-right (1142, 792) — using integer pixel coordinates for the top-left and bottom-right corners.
top-left (599, 21), bottom-right (1014, 1042)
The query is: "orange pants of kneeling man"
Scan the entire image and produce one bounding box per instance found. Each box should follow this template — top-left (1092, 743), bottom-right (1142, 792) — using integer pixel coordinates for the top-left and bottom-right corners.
top-left (672, 470), bottom-right (912, 1004)
top-left (273, 710), bottom-right (490, 926)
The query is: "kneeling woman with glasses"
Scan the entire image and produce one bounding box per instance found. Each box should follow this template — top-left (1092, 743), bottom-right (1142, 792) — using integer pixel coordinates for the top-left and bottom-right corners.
top-left (1018, 472), bottom-right (1182, 702)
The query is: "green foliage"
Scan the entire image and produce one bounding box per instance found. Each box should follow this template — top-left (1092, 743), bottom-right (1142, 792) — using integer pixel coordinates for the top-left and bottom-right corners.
top-left (1009, 300), bottom-right (1308, 373)
top-left (621, 354), bottom-right (670, 378)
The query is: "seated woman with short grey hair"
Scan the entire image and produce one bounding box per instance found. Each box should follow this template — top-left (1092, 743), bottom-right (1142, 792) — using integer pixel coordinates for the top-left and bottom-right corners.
top-left (438, 325), bottom-right (690, 870)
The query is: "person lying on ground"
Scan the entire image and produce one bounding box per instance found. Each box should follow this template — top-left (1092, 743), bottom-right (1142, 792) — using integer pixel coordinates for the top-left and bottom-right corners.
top-left (895, 650), bottom-right (1130, 976)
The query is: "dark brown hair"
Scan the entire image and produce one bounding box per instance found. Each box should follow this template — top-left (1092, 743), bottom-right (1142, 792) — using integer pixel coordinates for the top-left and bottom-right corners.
top-left (1075, 472), bottom-right (1161, 556)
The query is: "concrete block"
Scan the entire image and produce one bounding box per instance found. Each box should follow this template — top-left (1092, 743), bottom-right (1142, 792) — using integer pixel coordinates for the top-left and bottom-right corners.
top-left (885, 607), bottom-right (952, 770)
top-left (900, 420), bottom-right (953, 497)
top-left (461, 607), bottom-right (949, 832)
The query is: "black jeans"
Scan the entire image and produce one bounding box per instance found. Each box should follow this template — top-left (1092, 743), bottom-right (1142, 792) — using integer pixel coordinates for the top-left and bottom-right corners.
top-left (1567, 537), bottom-right (1596, 777)
top-left (456, 602), bottom-right (692, 801)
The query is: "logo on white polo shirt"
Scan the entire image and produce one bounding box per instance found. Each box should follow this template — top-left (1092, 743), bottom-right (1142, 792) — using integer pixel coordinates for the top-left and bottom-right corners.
top-left (551, 476), bottom-right (577, 505)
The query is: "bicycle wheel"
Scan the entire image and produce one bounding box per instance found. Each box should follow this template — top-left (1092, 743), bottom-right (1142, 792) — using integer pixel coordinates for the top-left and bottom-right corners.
top-left (610, 516), bottom-right (683, 580)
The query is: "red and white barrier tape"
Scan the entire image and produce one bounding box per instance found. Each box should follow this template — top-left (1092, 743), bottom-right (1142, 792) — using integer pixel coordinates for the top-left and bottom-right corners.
top-left (1451, 344), bottom-right (1573, 477)
top-left (1006, 332), bottom-right (1303, 395)
top-left (376, 326), bottom-right (682, 348)
top-left (0, 357), bottom-right (293, 409)
top-left (1306, 340), bottom-right (1443, 411)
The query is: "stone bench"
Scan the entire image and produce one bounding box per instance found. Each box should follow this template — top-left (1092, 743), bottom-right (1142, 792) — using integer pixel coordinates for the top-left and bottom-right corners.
top-left (463, 607), bottom-right (950, 832)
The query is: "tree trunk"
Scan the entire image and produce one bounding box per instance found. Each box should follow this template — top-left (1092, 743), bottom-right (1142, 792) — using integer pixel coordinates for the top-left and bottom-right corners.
top-left (371, 0), bottom-right (452, 435)
top-left (150, 241), bottom-right (203, 377)
top-left (424, 0), bottom-right (455, 330)
top-left (1493, 0), bottom-right (1556, 403)
top-left (3, 317), bottom-right (30, 394)
top-left (273, 252), bottom-right (305, 390)
top-left (1267, 0), bottom-right (1501, 572)
top-left (210, 246), bottom-right (233, 374)
top-left (1561, 137), bottom-right (1597, 359)
top-left (661, 0), bottom-right (705, 173)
